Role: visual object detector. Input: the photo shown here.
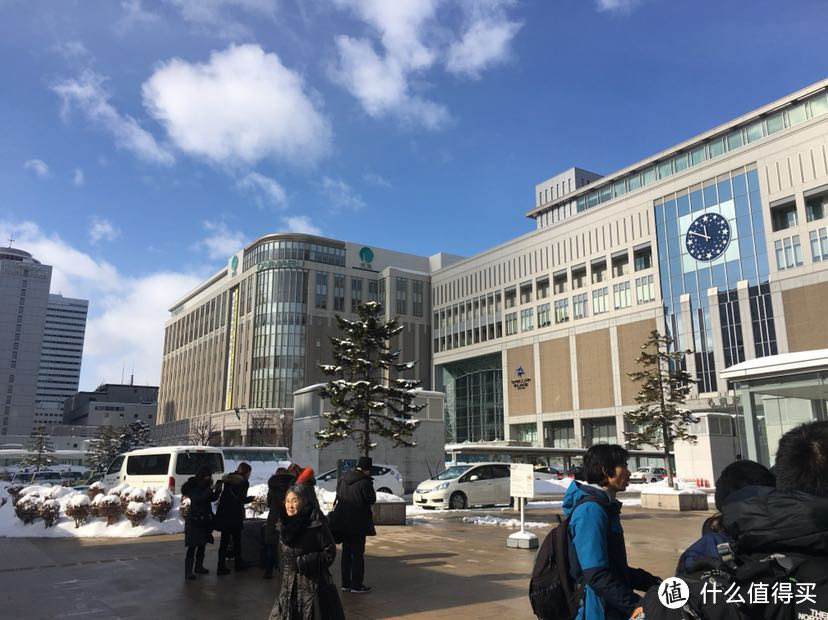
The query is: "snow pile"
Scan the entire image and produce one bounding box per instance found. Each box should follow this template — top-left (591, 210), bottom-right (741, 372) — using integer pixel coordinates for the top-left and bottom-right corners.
top-left (376, 492), bottom-right (405, 503)
top-left (69, 494), bottom-right (91, 508)
top-left (639, 479), bottom-right (707, 495)
top-left (128, 488), bottom-right (147, 503)
top-left (245, 483), bottom-right (269, 518)
top-left (462, 515), bottom-right (551, 529)
top-left (224, 460), bottom-right (291, 486)
top-left (534, 478), bottom-right (572, 496)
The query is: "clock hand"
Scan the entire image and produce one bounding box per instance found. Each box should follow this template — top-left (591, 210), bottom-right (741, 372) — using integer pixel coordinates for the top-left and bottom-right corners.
top-left (688, 230), bottom-right (710, 240)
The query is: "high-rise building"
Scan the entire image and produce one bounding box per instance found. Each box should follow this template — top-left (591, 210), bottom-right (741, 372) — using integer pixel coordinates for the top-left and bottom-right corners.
top-left (35, 294), bottom-right (88, 426)
top-left (0, 247), bottom-right (52, 436)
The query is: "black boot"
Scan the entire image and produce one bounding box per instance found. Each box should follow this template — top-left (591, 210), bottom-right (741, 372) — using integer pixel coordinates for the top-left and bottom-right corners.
top-left (194, 564), bottom-right (209, 575)
top-left (235, 558), bottom-right (250, 571)
top-left (217, 553), bottom-right (230, 575)
top-left (185, 557), bottom-right (196, 580)
top-left (194, 548), bottom-right (208, 574)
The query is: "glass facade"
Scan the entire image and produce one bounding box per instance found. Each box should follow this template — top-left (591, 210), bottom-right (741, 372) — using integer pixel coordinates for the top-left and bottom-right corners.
top-left (250, 268), bottom-right (309, 409)
top-left (438, 353), bottom-right (503, 443)
top-left (243, 239), bottom-right (345, 271)
top-left (655, 165), bottom-right (777, 393)
top-left (544, 420), bottom-right (577, 448)
top-left (511, 422), bottom-right (537, 444)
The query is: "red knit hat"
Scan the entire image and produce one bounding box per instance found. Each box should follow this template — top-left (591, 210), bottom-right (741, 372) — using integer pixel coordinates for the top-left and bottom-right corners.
top-left (296, 467), bottom-right (315, 485)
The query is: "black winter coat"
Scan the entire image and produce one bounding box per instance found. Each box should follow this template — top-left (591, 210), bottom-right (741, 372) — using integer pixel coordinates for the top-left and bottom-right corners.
top-left (266, 473), bottom-right (296, 545)
top-left (181, 476), bottom-right (220, 547)
top-left (328, 469), bottom-right (376, 537)
top-left (269, 507), bottom-right (344, 620)
top-left (214, 472), bottom-right (252, 533)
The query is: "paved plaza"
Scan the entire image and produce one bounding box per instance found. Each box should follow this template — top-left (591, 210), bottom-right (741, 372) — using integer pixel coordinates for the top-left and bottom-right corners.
top-left (0, 504), bottom-right (712, 619)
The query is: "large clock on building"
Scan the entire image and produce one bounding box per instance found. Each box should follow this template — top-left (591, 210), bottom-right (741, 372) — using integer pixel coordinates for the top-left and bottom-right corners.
top-left (685, 212), bottom-right (731, 261)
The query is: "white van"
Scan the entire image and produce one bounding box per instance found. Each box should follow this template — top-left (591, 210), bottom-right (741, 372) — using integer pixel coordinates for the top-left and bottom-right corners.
top-left (102, 446), bottom-right (225, 493)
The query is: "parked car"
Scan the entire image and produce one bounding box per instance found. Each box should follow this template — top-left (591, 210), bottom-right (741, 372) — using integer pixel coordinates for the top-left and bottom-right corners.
top-left (317, 464), bottom-right (404, 497)
top-left (59, 471), bottom-right (85, 485)
top-left (413, 463), bottom-right (512, 510)
top-left (534, 466), bottom-right (564, 480)
top-left (10, 470), bottom-right (64, 486)
top-left (101, 446), bottom-right (225, 493)
top-left (565, 465), bottom-right (585, 481)
top-left (629, 466), bottom-right (668, 484)
top-left (73, 471), bottom-right (104, 491)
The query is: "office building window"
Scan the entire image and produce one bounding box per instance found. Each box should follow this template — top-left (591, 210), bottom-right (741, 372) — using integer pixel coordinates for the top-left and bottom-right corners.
top-left (351, 278), bottom-right (363, 312)
top-left (635, 275), bottom-right (656, 304)
top-left (611, 253), bottom-right (629, 278)
top-left (544, 420), bottom-right (577, 449)
top-left (571, 265), bottom-right (586, 289)
top-left (633, 246), bottom-right (652, 271)
top-left (537, 303), bottom-right (551, 328)
top-left (520, 282), bottom-right (533, 304)
top-left (591, 260), bottom-right (607, 284)
top-left (536, 277), bottom-right (549, 300)
top-left (412, 281), bottom-right (424, 317)
top-left (504, 287), bottom-right (516, 309)
top-left (573, 293), bottom-right (588, 319)
top-left (511, 423), bottom-right (537, 444)
top-left (395, 277), bottom-right (408, 315)
top-left (554, 299), bottom-right (569, 324)
top-left (553, 272), bottom-right (567, 294)
top-left (368, 280), bottom-right (380, 302)
top-left (613, 281), bottom-right (631, 309)
top-left (771, 202), bottom-right (798, 231)
top-left (505, 312), bottom-right (517, 336)
top-left (811, 227), bottom-right (828, 262)
top-left (333, 274), bottom-right (345, 312)
top-left (806, 196), bottom-right (825, 222)
top-left (774, 235), bottom-right (803, 270)
top-left (592, 287), bottom-right (609, 315)
top-left (520, 308), bottom-right (533, 332)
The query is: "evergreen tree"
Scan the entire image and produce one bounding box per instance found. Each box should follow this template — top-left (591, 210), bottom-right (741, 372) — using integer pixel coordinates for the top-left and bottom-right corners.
top-left (624, 330), bottom-right (697, 488)
top-left (87, 426), bottom-right (121, 472)
top-left (21, 426), bottom-right (56, 473)
top-left (116, 420), bottom-right (155, 454)
top-left (316, 301), bottom-right (424, 457)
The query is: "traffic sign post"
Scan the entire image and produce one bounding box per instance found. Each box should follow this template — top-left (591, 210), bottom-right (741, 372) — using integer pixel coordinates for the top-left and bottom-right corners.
top-left (507, 463), bottom-right (539, 549)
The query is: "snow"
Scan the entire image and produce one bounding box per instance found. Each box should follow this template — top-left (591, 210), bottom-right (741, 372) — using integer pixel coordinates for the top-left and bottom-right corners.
top-left (376, 492), bottom-right (405, 503)
top-left (462, 515), bottom-right (551, 529)
top-left (223, 460), bottom-right (291, 486)
top-left (68, 494), bottom-right (91, 508)
top-left (126, 501), bottom-right (148, 513)
top-left (638, 479), bottom-right (707, 495)
top-left (534, 478), bottom-right (573, 496)
top-left (152, 488), bottom-right (173, 505)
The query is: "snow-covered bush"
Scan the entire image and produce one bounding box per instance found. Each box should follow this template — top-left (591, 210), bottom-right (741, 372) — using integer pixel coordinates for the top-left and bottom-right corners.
top-left (127, 487), bottom-right (147, 503)
top-left (126, 501), bottom-right (149, 527)
top-left (90, 493), bottom-right (106, 518)
top-left (248, 484), bottom-right (268, 516)
top-left (143, 486), bottom-right (156, 502)
top-left (15, 494), bottom-right (43, 524)
top-left (109, 482), bottom-right (130, 496)
top-left (40, 499), bottom-right (61, 528)
top-left (150, 488), bottom-right (173, 522)
top-left (179, 496), bottom-right (191, 520)
top-left (86, 482), bottom-right (106, 500)
top-left (99, 495), bottom-right (122, 526)
top-left (65, 494), bottom-right (91, 528)
top-left (7, 485), bottom-right (24, 505)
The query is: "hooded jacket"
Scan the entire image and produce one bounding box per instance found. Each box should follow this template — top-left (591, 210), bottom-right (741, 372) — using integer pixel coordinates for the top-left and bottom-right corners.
top-left (181, 476), bottom-right (220, 548)
top-left (328, 469), bottom-right (376, 537)
top-left (265, 472), bottom-right (296, 545)
top-left (214, 471), bottom-right (251, 532)
top-left (563, 481), bottom-right (659, 620)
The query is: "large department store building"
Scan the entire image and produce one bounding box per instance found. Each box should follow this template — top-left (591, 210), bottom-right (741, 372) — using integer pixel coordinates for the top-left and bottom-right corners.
top-left (432, 78), bottom-right (828, 465)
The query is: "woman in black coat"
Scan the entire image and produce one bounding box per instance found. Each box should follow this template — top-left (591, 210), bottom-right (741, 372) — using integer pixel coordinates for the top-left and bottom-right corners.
top-left (264, 468), bottom-right (296, 579)
top-left (214, 462), bottom-right (254, 574)
top-left (181, 465), bottom-right (222, 580)
top-left (269, 484), bottom-right (345, 620)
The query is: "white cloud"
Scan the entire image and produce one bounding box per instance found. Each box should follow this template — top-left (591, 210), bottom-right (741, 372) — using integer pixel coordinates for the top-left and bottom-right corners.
top-left (73, 167), bottom-right (85, 187)
top-left (446, 1), bottom-right (523, 79)
top-left (89, 217), bottom-right (120, 244)
top-left (51, 40), bottom-right (92, 61)
top-left (238, 171), bottom-right (287, 207)
top-left (363, 171), bottom-right (392, 187)
top-left (595, 0), bottom-right (641, 12)
top-left (329, 0), bottom-right (521, 127)
top-left (164, 0), bottom-right (278, 38)
top-left (196, 220), bottom-right (247, 260)
top-left (51, 70), bottom-right (174, 165)
top-left (280, 215), bottom-right (322, 236)
top-left (23, 159), bottom-right (50, 178)
top-left (0, 219), bottom-right (202, 390)
top-left (321, 176), bottom-right (366, 211)
top-left (143, 44), bottom-right (331, 168)
top-left (117, 0), bottom-right (162, 32)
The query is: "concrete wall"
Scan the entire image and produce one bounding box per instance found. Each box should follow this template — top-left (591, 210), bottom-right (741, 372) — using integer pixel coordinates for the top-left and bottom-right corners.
top-left (291, 385), bottom-right (445, 494)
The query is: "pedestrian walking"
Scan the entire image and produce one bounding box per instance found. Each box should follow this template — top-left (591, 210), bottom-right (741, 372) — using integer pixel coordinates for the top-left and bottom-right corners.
top-left (214, 461), bottom-right (254, 575)
top-left (181, 465), bottom-right (222, 580)
top-left (264, 467), bottom-right (296, 579)
top-left (562, 444), bottom-right (661, 620)
top-left (268, 484), bottom-right (344, 620)
top-left (328, 456), bottom-right (376, 594)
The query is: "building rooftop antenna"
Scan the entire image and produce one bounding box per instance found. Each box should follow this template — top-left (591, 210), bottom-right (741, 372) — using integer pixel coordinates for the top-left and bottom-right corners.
top-left (7, 234), bottom-right (14, 248)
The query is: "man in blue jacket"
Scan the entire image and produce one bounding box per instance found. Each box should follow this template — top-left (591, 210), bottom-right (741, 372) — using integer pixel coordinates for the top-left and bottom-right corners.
top-left (562, 444), bottom-right (661, 620)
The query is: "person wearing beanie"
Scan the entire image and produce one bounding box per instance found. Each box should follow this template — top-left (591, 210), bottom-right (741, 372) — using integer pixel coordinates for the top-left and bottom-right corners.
top-left (327, 456), bottom-right (376, 594)
top-left (674, 459), bottom-right (775, 575)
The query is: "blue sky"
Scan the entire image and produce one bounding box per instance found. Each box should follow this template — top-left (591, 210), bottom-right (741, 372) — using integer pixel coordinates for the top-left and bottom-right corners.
top-left (1, 0), bottom-right (827, 390)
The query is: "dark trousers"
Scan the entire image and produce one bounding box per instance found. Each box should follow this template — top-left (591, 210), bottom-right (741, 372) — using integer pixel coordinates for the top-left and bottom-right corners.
top-left (185, 544), bottom-right (205, 575)
top-left (218, 529), bottom-right (242, 566)
top-left (341, 533), bottom-right (367, 589)
top-left (264, 543), bottom-right (278, 573)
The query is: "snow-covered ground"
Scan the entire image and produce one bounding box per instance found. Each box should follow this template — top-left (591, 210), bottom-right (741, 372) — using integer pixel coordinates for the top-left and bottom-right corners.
top-left (462, 515), bottom-right (551, 529)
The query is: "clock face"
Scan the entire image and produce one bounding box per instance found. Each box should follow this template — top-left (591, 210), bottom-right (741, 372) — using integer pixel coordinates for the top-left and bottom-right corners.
top-left (685, 212), bottom-right (731, 261)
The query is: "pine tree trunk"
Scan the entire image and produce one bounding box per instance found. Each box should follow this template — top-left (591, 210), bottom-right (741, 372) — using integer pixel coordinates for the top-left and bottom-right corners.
top-left (363, 410), bottom-right (370, 458)
top-left (662, 422), bottom-right (674, 489)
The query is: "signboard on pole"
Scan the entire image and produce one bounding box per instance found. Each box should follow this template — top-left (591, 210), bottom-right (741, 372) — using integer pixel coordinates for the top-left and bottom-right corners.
top-left (510, 463), bottom-right (535, 498)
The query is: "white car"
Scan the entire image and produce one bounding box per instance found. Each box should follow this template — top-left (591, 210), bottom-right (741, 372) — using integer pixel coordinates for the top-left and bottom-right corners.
top-left (629, 466), bottom-right (668, 484)
top-left (413, 463), bottom-right (512, 510)
top-left (101, 446), bottom-right (225, 493)
top-left (316, 464), bottom-right (404, 497)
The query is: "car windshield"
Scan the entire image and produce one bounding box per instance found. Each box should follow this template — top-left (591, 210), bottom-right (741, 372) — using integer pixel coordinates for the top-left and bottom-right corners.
top-left (433, 465), bottom-right (471, 480)
top-left (635, 468), bottom-right (651, 473)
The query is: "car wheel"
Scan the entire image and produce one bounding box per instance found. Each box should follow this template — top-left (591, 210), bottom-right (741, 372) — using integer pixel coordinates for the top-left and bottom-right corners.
top-left (650, 477), bottom-right (658, 483)
top-left (376, 487), bottom-right (392, 494)
top-left (449, 492), bottom-right (467, 510)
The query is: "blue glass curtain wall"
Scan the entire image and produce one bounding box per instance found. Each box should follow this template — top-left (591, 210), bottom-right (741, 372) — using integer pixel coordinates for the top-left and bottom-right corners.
top-left (438, 353), bottom-right (504, 443)
top-left (655, 165), bottom-right (777, 392)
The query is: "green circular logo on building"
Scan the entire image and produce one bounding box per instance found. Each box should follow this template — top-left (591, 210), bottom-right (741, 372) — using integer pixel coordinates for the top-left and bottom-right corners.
top-left (231, 255), bottom-right (239, 270)
top-left (359, 247), bottom-right (374, 263)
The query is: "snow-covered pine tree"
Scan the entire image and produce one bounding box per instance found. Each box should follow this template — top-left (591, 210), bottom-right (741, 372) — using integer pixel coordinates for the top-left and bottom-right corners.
top-left (20, 425), bottom-right (56, 473)
top-left (116, 420), bottom-right (155, 454)
top-left (87, 426), bottom-right (121, 472)
top-left (624, 329), bottom-right (697, 488)
top-left (316, 301), bottom-right (424, 457)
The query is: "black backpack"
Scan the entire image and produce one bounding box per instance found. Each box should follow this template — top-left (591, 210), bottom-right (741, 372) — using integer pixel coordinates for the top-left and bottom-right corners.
top-left (529, 496), bottom-right (608, 620)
